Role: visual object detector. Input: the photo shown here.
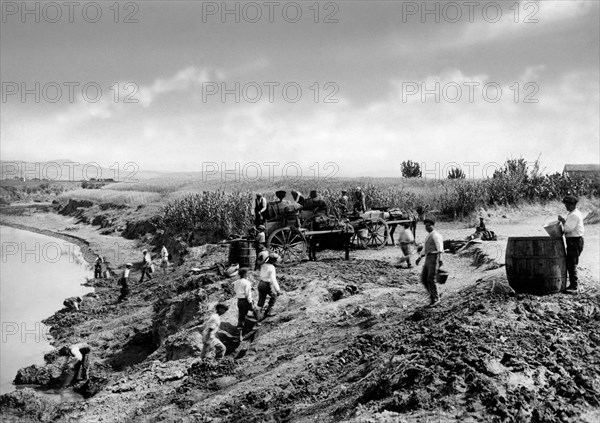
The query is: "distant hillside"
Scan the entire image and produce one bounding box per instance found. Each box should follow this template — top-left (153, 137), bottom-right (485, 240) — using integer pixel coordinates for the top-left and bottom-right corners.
top-left (0, 160), bottom-right (186, 182)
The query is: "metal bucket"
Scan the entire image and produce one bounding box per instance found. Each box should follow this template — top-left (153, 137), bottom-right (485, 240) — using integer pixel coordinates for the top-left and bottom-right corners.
top-left (543, 221), bottom-right (563, 237)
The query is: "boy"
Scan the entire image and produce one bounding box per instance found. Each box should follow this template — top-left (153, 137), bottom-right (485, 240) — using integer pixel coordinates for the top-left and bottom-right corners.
top-left (397, 223), bottom-right (416, 268)
top-left (257, 251), bottom-right (281, 319)
top-left (233, 268), bottom-right (259, 337)
top-left (200, 303), bottom-right (228, 361)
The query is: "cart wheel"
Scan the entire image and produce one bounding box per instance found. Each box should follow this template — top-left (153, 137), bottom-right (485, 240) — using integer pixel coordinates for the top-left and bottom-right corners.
top-left (267, 227), bottom-right (307, 264)
top-left (366, 218), bottom-right (389, 249)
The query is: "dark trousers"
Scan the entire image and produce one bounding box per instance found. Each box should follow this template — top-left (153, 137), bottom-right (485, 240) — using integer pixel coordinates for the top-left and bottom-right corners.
top-left (118, 277), bottom-right (130, 302)
top-left (257, 281), bottom-right (277, 312)
top-left (420, 254), bottom-right (440, 303)
top-left (73, 351), bottom-right (90, 380)
top-left (565, 237), bottom-right (584, 288)
top-left (139, 266), bottom-right (152, 283)
top-left (237, 298), bottom-right (258, 328)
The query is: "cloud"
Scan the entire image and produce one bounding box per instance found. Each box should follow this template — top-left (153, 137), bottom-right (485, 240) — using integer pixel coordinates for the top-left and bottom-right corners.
top-left (454, 0), bottom-right (596, 47)
top-left (2, 67), bottom-right (597, 176)
top-left (137, 66), bottom-right (224, 107)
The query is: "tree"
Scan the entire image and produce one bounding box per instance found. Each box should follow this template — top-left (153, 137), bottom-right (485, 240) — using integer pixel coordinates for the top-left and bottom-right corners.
top-left (447, 167), bottom-right (466, 179)
top-left (401, 160), bottom-right (422, 178)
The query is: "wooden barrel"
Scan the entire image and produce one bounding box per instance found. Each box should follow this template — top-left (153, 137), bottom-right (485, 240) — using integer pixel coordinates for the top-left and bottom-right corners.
top-left (228, 241), bottom-right (240, 265)
top-left (229, 240), bottom-right (256, 268)
top-left (505, 237), bottom-right (567, 295)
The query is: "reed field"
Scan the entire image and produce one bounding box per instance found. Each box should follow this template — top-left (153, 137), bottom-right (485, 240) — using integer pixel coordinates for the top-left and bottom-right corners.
top-left (44, 159), bottom-right (599, 241)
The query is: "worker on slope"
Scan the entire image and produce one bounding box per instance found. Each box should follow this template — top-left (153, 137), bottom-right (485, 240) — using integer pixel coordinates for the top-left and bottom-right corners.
top-left (160, 245), bottom-right (169, 275)
top-left (416, 217), bottom-right (444, 307)
top-left (63, 296), bottom-right (83, 311)
top-left (59, 342), bottom-right (92, 384)
top-left (558, 195), bottom-right (585, 293)
top-left (118, 263), bottom-right (132, 302)
top-left (200, 303), bottom-right (229, 362)
top-left (139, 249), bottom-right (153, 283)
top-left (233, 268), bottom-right (260, 339)
top-left (255, 225), bottom-right (267, 252)
top-left (94, 255), bottom-right (104, 279)
top-left (256, 250), bottom-right (281, 319)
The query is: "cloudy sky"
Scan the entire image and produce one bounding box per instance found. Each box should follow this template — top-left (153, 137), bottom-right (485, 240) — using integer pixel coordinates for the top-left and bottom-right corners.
top-left (1, 0), bottom-right (599, 179)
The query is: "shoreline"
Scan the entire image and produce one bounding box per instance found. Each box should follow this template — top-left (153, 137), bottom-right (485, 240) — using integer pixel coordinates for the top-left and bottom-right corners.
top-left (1, 219), bottom-right (97, 399)
top-left (0, 221), bottom-right (96, 266)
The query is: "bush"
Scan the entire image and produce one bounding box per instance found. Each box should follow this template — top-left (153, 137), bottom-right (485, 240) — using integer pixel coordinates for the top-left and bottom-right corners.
top-left (447, 167), bottom-right (466, 179)
top-left (401, 160), bottom-right (422, 178)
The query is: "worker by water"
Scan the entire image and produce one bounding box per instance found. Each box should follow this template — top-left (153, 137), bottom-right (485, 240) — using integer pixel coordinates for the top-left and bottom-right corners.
top-left (558, 195), bottom-right (584, 293)
top-left (58, 342), bottom-right (92, 384)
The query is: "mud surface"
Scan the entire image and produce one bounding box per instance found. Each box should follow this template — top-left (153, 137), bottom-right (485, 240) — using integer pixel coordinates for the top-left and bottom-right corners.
top-left (1, 209), bottom-right (599, 423)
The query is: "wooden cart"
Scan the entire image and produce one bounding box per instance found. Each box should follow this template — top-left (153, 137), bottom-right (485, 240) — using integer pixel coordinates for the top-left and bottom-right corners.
top-left (264, 208), bottom-right (351, 264)
top-left (347, 208), bottom-right (418, 249)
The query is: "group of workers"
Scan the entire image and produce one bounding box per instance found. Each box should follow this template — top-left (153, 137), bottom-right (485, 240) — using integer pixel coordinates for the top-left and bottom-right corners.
top-left (253, 187), bottom-right (367, 227)
top-left (57, 194), bottom-right (587, 377)
top-left (200, 250), bottom-right (281, 361)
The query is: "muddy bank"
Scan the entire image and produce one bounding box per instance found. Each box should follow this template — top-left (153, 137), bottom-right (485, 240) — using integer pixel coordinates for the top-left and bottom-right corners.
top-left (1, 207), bottom-right (599, 422)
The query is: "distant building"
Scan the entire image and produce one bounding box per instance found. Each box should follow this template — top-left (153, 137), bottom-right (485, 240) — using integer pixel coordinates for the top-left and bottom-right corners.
top-left (563, 164), bottom-right (600, 182)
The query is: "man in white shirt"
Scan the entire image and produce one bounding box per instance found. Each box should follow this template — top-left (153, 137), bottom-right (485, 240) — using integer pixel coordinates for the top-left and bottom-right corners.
top-left (416, 218), bottom-right (444, 307)
top-left (139, 249), bottom-right (153, 283)
top-left (233, 268), bottom-right (259, 334)
top-left (256, 250), bottom-right (281, 319)
top-left (558, 195), bottom-right (584, 292)
top-left (160, 245), bottom-right (169, 275)
top-left (200, 303), bottom-right (228, 361)
top-left (59, 342), bottom-right (91, 383)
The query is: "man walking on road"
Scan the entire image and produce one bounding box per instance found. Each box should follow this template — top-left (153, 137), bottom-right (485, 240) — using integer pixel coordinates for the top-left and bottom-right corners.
top-left (416, 218), bottom-right (444, 307)
top-left (558, 195), bottom-right (584, 293)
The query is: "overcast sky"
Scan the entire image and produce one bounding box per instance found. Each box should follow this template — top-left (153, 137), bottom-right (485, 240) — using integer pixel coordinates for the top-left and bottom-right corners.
top-left (1, 0), bottom-right (599, 179)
